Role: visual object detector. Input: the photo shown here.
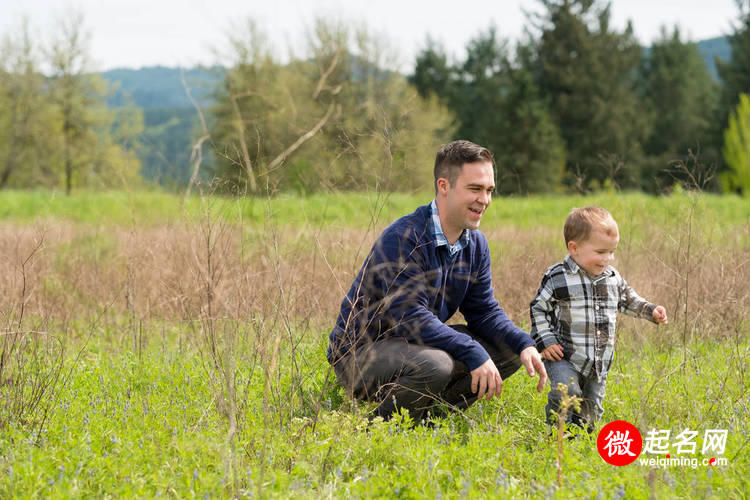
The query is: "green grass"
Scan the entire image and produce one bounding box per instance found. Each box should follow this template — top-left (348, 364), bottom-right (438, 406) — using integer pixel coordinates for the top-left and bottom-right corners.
top-left (0, 332), bottom-right (746, 498)
top-left (1, 189), bottom-right (747, 231)
top-left (0, 189), bottom-right (747, 498)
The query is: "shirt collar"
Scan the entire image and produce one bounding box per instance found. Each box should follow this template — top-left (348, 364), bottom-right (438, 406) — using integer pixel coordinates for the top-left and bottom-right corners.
top-left (430, 199), bottom-right (470, 256)
top-left (563, 254), bottom-right (615, 279)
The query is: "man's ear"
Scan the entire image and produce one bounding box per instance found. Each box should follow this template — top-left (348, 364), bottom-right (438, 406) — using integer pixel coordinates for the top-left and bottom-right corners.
top-left (436, 177), bottom-right (450, 195)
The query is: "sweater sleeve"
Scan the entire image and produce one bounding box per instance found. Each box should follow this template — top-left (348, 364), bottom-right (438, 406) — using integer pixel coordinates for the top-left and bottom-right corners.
top-left (367, 228), bottom-right (492, 371)
top-left (459, 234), bottom-right (535, 355)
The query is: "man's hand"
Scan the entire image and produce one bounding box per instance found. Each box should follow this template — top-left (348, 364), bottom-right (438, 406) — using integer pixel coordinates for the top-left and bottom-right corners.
top-left (520, 346), bottom-right (547, 392)
top-left (540, 343), bottom-right (564, 361)
top-left (653, 305), bottom-right (668, 324)
top-left (470, 358), bottom-right (503, 400)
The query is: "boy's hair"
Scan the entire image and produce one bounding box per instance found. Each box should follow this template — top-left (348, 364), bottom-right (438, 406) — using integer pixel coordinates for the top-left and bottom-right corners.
top-left (564, 206), bottom-right (619, 244)
top-left (434, 140), bottom-right (494, 193)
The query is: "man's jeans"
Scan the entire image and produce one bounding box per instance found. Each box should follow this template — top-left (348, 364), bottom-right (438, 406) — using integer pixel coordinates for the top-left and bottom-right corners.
top-left (544, 358), bottom-right (606, 429)
top-left (333, 325), bottom-right (522, 421)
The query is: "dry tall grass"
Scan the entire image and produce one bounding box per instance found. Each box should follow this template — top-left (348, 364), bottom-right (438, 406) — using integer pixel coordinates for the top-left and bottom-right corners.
top-left (0, 218), bottom-right (747, 341)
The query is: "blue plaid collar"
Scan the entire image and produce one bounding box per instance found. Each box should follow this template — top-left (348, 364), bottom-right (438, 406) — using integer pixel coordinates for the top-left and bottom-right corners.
top-left (430, 199), bottom-right (470, 256)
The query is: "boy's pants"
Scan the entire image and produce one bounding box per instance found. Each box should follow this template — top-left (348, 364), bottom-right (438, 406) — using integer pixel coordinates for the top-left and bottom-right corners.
top-left (333, 325), bottom-right (522, 421)
top-left (544, 358), bottom-right (607, 429)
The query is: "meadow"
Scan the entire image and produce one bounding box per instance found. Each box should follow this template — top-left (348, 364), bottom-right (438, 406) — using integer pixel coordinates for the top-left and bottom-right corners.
top-left (0, 189), bottom-right (747, 498)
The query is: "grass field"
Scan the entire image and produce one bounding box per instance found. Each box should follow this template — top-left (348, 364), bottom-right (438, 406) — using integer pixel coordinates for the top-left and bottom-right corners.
top-left (0, 189), bottom-right (747, 498)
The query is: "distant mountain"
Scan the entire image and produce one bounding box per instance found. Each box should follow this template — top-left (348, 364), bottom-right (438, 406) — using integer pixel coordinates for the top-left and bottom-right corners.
top-left (101, 66), bottom-right (224, 109)
top-left (100, 66), bottom-right (224, 188)
top-left (697, 36), bottom-right (731, 80)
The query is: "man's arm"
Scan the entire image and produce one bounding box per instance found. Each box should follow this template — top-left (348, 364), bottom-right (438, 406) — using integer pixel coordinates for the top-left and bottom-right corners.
top-left (459, 235), bottom-right (535, 354)
top-left (459, 235), bottom-right (546, 392)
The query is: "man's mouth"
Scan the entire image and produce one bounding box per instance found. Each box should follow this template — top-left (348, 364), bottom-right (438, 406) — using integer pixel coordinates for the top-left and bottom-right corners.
top-left (469, 207), bottom-right (483, 216)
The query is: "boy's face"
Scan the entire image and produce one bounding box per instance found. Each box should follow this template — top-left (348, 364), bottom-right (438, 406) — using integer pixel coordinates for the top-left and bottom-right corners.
top-left (568, 226), bottom-right (619, 276)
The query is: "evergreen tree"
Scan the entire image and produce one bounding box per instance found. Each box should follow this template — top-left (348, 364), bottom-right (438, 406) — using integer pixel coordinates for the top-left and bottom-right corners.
top-left (533, 0), bottom-right (646, 190)
top-left (716, 1), bottom-right (750, 181)
top-left (411, 30), bottom-right (566, 193)
top-left (717, 2), bottom-right (750, 114)
top-left (639, 28), bottom-right (719, 191)
top-left (493, 44), bottom-right (566, 194)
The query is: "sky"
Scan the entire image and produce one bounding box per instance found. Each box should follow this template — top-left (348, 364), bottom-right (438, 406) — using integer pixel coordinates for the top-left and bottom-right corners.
top-left (1, 0), bottom-right (742, 71)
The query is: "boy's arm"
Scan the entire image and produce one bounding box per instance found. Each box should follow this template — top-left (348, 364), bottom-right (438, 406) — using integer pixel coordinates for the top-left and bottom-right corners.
top-left (617, 274), bottom-right (658, 323)
top-left (529, 273), bottom-right (560, 350)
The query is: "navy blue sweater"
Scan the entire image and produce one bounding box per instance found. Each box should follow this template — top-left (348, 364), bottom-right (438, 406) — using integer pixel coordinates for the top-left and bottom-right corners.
top-left (327, 204), bottom-right (534, 371)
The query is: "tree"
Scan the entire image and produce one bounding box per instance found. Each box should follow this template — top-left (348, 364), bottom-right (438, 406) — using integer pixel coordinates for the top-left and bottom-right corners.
top-left (0, 19), bottom-right (60, 188)
top-left (721, 93), bottom-right (750, 195)
top-left (715, 1), bottom-right (750, 182)
top-left (211, 19), bottom-right (453, 194)
top-left (533, 0), bottom-right (646, 189)
top-left (638, 27), bottom-right (719, 191)
top-left (46, 10), bottom-right (141, 193)
top-left (493, 43), bottom-right (566, 194)
top-left (411, 29), bottom-right (566, 193)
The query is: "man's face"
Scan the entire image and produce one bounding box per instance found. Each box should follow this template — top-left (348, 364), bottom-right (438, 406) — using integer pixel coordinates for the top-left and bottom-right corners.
top-left (568, 227), bottom-right (619, 276)
top-left (437, 161), bottom-right (495, 241)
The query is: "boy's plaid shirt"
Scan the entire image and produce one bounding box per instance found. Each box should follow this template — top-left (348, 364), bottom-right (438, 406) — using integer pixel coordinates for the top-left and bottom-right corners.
top-left (529, 255), bottom-right (657, 382)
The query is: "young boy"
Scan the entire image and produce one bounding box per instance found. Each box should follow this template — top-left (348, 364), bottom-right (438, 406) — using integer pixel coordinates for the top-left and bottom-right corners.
top-left (530, 206), bottom-right (668, 429)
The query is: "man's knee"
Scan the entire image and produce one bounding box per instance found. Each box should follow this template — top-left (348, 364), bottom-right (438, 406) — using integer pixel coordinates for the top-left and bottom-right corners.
top-left (411, 348), bottom-right (454, 389)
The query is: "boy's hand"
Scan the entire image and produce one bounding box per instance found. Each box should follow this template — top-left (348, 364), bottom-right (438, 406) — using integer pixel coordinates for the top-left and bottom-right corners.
top-left (653, 305), bottom-right (668, 324)
top-left (540, 343), bottom-right (564, 361)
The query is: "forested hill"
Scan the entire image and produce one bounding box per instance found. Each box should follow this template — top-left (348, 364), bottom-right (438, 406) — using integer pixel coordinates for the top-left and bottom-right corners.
top-left (98, 36), bottom-right (731, 189)
top-left (101, 37), bottom-right (730, 110)
top-left (102, 66), bottom-right (224, 109)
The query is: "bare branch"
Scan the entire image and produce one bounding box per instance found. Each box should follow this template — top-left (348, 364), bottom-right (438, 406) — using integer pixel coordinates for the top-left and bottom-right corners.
top-left (262, 103), bottom-right (338, 176)
top-left (229, 94), bottom-right (258, 193)
top-left (312, 47), bottom-right (341, 100)
top-left (181, 68), bottom-right (211, 199)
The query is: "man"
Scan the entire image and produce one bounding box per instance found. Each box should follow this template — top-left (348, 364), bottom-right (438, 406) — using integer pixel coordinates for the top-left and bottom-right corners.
top-left (327, 140), bottom-right (546, 421)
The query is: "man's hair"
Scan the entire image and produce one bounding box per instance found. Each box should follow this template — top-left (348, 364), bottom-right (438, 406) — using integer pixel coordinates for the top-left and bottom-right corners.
top-left (564, 206), bottom-right (619, 244)
top-left (434, 140), bottom-right (494, 192)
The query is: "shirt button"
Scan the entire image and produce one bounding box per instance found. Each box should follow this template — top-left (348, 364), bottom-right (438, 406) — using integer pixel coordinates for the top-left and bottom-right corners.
top-left (596, 330), bottom-right (601, 335)
top-left (595, 305), bottom-right (600, 310)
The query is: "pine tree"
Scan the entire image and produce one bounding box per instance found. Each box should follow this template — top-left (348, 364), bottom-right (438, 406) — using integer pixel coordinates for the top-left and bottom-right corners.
top-left (534, 0), bottom-right (646, 190)
top-left (639, 27), bottom-right (719, 191)
top-left (411, 29), bottom-right (566, 193)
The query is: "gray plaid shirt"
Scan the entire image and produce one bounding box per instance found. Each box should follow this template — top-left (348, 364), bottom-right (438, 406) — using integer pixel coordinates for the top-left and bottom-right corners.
top-left (530, 255), bottom-right (657, 382)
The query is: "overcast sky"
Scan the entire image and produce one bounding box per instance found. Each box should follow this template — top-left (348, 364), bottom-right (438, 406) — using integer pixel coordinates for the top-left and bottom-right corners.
top-left (1, 0), bottom-right (742, 71)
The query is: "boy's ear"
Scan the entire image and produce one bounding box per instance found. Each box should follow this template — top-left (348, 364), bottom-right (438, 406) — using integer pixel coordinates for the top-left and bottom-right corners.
top-left (567, 240), bottom-right (577, 255)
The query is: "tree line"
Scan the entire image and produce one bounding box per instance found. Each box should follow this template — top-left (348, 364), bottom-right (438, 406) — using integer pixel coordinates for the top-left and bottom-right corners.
top-left (1, 0), bottom-right (749, 195)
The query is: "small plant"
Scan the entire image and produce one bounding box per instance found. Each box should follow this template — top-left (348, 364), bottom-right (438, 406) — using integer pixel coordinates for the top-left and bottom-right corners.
top-left (550, 382), bottom-right (581, 488)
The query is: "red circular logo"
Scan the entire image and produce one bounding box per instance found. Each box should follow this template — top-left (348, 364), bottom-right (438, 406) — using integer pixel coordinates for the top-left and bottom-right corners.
top-left (597, 420), bottom-right (643, 466)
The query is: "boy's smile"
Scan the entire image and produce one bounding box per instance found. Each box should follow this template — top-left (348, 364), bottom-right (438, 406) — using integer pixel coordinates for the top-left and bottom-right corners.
top-left (568, 227), bottom-right (619, 276)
